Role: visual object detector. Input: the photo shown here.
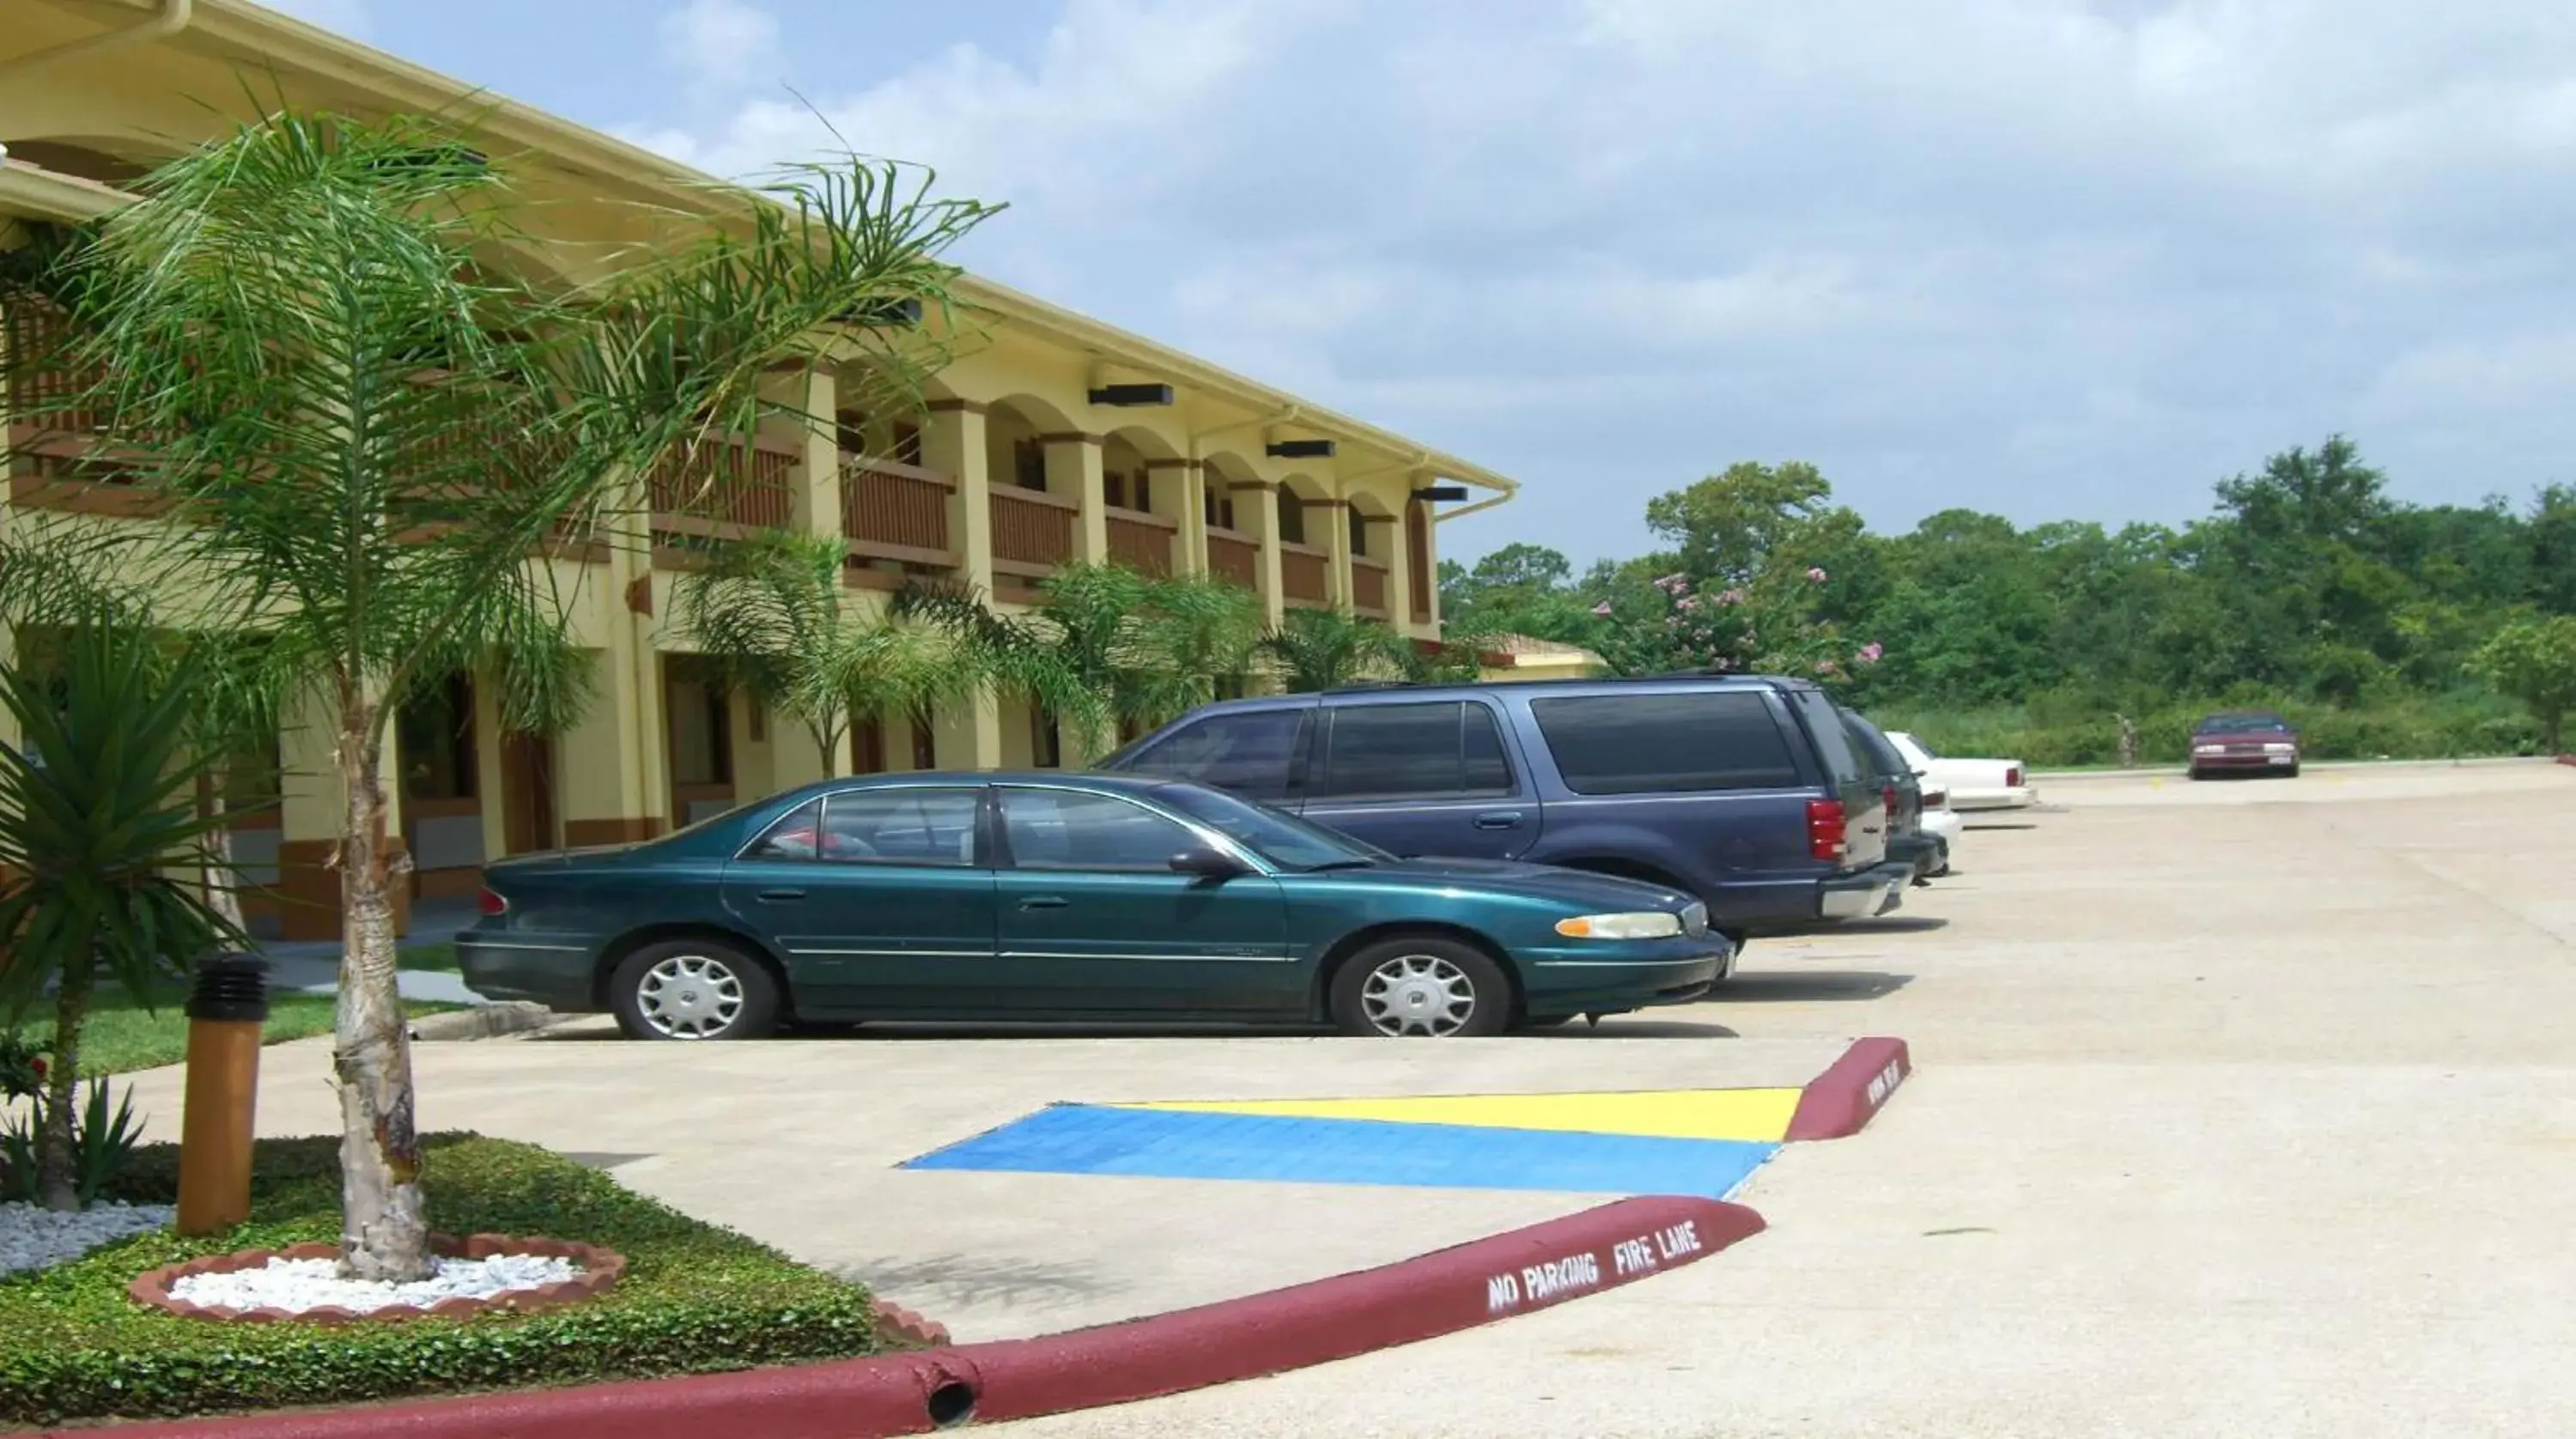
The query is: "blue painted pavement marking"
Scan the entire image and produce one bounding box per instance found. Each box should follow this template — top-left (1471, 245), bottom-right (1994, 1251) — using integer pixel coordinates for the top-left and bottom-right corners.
top-left (903, 1104), bottom-right (1780, 1199)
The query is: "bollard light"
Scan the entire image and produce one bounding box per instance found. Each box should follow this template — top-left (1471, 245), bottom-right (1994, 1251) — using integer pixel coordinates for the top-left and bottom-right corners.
top-left (176, 953), bottom-right (268, 1236)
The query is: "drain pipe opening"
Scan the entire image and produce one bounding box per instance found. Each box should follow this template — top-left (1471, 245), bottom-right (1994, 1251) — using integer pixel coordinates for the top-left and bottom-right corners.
top-left (926, 1378), bottom-right (979, 1429)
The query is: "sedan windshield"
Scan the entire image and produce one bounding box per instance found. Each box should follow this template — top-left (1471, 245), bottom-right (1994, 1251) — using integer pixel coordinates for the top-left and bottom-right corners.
top-left (2197, 713), bottom-right (2291, 735)
top-left (1151, 784), bottom-right (1388, 872)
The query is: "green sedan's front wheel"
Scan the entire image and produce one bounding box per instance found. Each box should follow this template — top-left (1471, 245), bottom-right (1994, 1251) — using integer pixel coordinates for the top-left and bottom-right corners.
top-left (610, 938), bottom-right (781, 1041)
top-left (1331, 938), bottom-right (1511, 1038)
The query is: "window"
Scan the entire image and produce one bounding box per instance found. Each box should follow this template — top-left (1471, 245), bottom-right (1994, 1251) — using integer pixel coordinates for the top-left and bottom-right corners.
top-left (851, 718), bottom-right (886, 774)
top-left (1347, 507), bottom-right (1368, 558)
top-left (909, 713), bottom-right (938, 770)
top-left (1030, 707), bottom-right (1062, 768)
top-left (1789, 690), bottom-right (1866, 786)
top-left (1530, 691), bottom-right (1801, 794)
top-left (1157, 784), bottom-right (1382, 872)
top-left (744, 798), bottom-right (822, 859)
top-left (817, 787), bottom-right (981, 865)
top-left (1278, 495), bottom-right (1307, 546)
top-left (893, 422), bottom-right (923, 467)
top-left (1105, 472), bottom-right (1127, 509)
top-left (1313, 701), bottom-right (1514, 802)
top-left (1121, 708), bottom-right (1309, 799)
top-left (1133, 471), bottom-right (1153, 513)
top-left (1012, 437), bottom-right (1047, 491)
top-left (1842, 713), bottom-right (1905, 778)
top-left (1001, 787), bottom-right (1198, 871)
top-left (1206, 487), bottom-right (1237, 531)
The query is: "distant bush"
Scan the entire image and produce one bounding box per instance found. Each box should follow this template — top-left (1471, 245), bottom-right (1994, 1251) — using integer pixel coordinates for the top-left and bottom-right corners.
top-left (1870, 689), bottom-right (2546, 769)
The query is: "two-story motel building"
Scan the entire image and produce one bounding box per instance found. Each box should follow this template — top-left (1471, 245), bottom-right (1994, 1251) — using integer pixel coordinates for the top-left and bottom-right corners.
top-left (0, 0), bottom-right (1517, 936)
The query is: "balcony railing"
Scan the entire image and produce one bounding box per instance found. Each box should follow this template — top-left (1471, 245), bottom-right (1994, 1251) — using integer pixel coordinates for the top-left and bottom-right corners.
top-left (1352, 556), bottom-right (1390, 617)
top-left (1279, 542), bottom-right (1331, 609)
top-left (990, 485), bottom-right (1078, 578)
top-left (840, 455), bottom-right (955, 572)
top-left (1105, 506), bottom-right (1177, 576)
top-left (648, 436), bottom-right (798, 562)
top-left (1206, 526), bottom-right (1259, 591)
top-left (5, 298), bottom-right (171, 515)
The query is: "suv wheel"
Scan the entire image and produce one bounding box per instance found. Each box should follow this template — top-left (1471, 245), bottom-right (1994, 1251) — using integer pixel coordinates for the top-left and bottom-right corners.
top-left (610, 938), bottom-right (781, 1041)
top-left (1330, 938), bottom-right (1511, 1038)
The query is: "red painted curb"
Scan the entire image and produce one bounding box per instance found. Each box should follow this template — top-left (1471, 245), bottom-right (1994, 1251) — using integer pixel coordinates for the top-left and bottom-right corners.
top-left (64, 1196), bottom-right (1763, 1439)
top-left (2557, 753), bottom-right (2575, 767)
top-left (1783, 1035), bottom-right (1911, 1141)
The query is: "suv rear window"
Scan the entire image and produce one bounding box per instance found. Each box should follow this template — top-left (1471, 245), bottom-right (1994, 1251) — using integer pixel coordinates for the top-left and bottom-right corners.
top-left (1529, 690), bottom-right (1800, 794)
top-left (1789, 690), bottom-right (1868, 786)
top-left (1313, 701), bottom-right (1514, 801)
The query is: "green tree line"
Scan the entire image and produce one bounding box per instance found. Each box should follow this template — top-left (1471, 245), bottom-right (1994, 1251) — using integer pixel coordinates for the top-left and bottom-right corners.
top-left (1440, 437), bottom-right (2576, 763)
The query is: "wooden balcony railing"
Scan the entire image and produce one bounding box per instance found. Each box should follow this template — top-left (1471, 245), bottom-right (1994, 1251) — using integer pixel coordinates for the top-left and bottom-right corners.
top-left (839, 455), bottom-right (955, 570)
top-left (1206, 527), bottom-right (1259, 591)
top-left (1105, 506), bottom-right (1177, 576)
top-left (5, 297), bottom-right (172, 515)
top-left (1280, 542), bottom-right (1331, 609)
top-left (1352, 556), bottom-right (1390, 617)
top-left (990, 485), bottom-right (1078, 577)
top-left (648, 435), bottom-right (798, 562)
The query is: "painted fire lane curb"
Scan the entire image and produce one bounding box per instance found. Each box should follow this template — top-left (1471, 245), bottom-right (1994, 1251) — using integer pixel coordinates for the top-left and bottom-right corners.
top-left (1784, 1036), bottom-right (1912, 1141)
top-left (63, 1196), bottom-right (1763, 1439)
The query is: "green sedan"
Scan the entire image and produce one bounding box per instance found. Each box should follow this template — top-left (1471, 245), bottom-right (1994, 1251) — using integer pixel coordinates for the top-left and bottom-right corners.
top-left (457, 773), bottom-right (1732, 1039)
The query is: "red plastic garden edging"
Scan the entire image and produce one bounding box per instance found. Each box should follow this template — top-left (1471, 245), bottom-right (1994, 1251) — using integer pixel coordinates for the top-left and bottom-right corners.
top-left (67, 1194), bottom-right (1764, 1439)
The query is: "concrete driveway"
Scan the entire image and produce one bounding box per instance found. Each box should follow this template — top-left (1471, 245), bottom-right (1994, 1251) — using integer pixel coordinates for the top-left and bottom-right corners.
top-left (1000, 759), bottom-right (2576, 1437)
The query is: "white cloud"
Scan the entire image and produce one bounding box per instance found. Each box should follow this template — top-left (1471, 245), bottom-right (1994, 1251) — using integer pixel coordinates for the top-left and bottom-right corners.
top-left (618, 0), bottom-right (2576, 559)
top-left (658, 0), bottom-right (781, 93)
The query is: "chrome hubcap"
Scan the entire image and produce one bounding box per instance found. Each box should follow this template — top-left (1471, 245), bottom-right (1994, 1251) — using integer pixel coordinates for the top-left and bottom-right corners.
top-left (637, 954), bottom-right (744, 1038)
top-left (1359, 954), bottom-right (1477, 1037)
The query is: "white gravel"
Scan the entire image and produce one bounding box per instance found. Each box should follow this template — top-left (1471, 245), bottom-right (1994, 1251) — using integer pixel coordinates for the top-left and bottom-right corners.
top-left (0, 1200), bottom-right (176, 1277)
top-left (167, 1253), bottom-right (581, 1314)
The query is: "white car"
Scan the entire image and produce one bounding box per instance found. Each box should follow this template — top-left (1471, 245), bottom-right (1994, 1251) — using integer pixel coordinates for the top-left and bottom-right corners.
top-left (1917, 794), bottom-right (1963, 875)
top-left (1887, 732), bottom-right (2037, 812)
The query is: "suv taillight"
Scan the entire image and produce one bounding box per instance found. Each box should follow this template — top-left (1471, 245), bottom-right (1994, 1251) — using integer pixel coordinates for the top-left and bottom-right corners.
top-left (1807, 798), bottom-right (1848, 862)
top-left (2006, 765), bottom-right (2023, 788)
top-left (477, 887), bottom-right (508, 918)
top-left (1882, 783), bottom-right (1899, 817)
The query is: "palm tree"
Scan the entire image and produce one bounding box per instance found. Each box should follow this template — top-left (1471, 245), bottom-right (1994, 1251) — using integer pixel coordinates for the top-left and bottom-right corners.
top-left (674, 531), bottom-right (985, 771)
top-left (896, 562), bottom-right (1262, 757)
top-left (0, 622), bottom-right (246, 1211)
top-left (0, 112), bottom-right (993, 1278)
top-left (1259, 607), bottom-right (1425, 692)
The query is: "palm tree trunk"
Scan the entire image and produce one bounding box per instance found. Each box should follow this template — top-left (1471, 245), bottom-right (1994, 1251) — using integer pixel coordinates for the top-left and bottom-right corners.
top-left (331, 703), bottom-right (431, 1281)
top-left (37, 958), bottom-right (88, 1212)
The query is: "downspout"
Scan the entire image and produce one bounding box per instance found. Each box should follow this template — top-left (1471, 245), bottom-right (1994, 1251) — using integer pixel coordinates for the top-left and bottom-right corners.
top-left (0, 0), bottom-right (194, 83)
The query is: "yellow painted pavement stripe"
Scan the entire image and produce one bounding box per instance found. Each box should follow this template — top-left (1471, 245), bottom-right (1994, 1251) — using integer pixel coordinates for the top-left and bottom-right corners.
top-left (1121, 1088), bottom-right (1804, 1143)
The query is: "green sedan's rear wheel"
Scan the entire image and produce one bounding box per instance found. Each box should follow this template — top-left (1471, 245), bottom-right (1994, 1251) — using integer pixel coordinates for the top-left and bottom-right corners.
top-left (610, 938), bottom-right (781, 1041)
top-left (1331, 938), bottom-right (1511, 1038)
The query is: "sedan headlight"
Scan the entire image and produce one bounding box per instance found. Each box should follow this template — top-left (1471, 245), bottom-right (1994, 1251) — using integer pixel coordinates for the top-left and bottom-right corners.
top-left (2192, 744), bottom-right (2224, 756)
top-left (2263, 742), bottom-right (2296, 754)
top-left (1555, 911), bottom-right (1685, 939)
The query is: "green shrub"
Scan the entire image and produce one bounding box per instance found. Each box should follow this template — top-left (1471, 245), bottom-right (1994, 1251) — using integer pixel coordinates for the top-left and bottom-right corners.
top-left (1876, 690), bottom-right (2546, 769)
top-left (0, 1133), bottom-right (881, 1426)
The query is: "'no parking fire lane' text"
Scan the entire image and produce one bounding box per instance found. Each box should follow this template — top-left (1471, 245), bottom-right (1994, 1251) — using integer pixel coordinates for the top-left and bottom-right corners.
top-left (1485, 1218), bottom-right (1707, 1315)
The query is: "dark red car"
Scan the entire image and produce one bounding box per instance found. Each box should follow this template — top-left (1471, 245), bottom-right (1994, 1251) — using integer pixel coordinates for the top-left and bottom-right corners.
top-left (2188, 711), bottom-right (2301, 779)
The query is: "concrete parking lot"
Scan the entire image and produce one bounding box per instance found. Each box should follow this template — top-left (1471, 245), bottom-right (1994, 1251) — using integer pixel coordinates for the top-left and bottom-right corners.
top-left (1007, 758), bottom-right (2576, 1438)
top-left (118, 758), bottom-right (2576, 1435)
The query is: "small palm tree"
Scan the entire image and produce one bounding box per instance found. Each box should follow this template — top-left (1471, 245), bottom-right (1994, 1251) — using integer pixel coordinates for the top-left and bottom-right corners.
top-left (1260, 607), bottom-right (1425, 692)
top-left (675, 531), bottom-right (985, 772)
top-left (896, 563), bottom-right (1262, 755)
top-left (0, 622), bottom-right (246, 1211)
top-left (2, 111), bottom-right (993, 1278)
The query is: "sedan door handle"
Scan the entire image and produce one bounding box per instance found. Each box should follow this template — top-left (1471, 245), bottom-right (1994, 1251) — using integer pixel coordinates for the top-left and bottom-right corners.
top-left (755, 888), bottom-right (807, 902)
top-left (1018, 896), bottom-right (1070, 910)
top-left (1472, 811), bottom-right (1525, 830)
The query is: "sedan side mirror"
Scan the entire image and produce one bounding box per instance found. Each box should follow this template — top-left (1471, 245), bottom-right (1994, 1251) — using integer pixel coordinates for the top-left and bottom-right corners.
top-left (1169, 845), bottom-right (1247, 880)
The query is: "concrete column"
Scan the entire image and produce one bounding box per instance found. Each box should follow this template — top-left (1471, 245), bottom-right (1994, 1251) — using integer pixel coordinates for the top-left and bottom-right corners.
top-left (782, 367), bottom-right (840, 540)
top-left (1376, 510), bottom-right (1419, 635)
top-left (1246, 483), bottom-right (1285, 629)
top-left (1045, 432), bottom-right (1109, 566)
top-left (275, 685), bottom-right (408, 941)
top-left (933, 696), bottom-right (1001, 773)
top-left (1323, 492), bottom-right (1355, 610)
top-left (923, 401), bottom-right (993, 592)
top-left (1161, 459), bottom-right (1208, 576)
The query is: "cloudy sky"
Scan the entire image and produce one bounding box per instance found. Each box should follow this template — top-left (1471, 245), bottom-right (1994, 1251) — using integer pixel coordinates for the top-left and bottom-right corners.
top-left (266, 0), bottom-right (2576, 566)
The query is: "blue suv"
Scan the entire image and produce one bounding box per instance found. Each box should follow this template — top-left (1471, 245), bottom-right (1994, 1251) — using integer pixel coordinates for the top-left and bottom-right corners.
top-left (1097, 674), bottom-right (1913, 943)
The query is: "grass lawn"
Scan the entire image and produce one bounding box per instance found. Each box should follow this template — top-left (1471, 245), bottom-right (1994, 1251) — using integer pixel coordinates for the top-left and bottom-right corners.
top-left (26, 986), bottom-right (461, 1078)
top-left (1, 1133), bottom-right (884, 1427)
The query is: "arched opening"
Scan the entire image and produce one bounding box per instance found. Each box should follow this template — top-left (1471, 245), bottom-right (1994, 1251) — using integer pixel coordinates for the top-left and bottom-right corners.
top-left (1347, 495), bottom-right (1397, 618)
top-left (983, 394), bottom-right (1081, 589)
top-left (1101, 427), bottom-right (1179, 576)
top-left (1199, 452), bottom-right (1260, 592)
top-left (983, 394), bottom-right (1076, 498)
top-left (1, 137), bottom-right (154, 187)
top-left (1278, 476), bottom-right (1332, 609)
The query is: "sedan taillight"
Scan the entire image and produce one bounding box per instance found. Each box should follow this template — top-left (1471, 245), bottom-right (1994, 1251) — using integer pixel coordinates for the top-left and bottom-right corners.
top-left (2005, 765), bottom-right (2023, 788)
top-left (477, 887), bottom-right (508, 918)
top-left (1807, 798), bottom-right (1848, 862)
